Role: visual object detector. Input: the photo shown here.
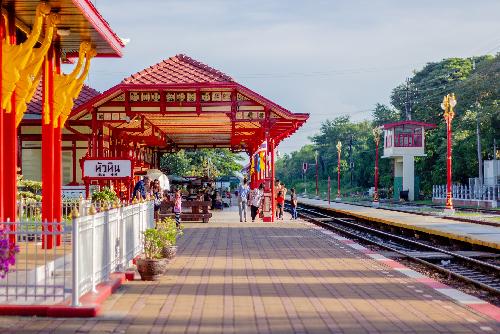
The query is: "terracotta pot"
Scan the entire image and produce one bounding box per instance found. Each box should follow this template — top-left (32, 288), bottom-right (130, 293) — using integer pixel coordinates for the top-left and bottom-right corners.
top-left (136, 258), bottom-right (167, 281)
top-left (162, 245), bottom-right (178, 259)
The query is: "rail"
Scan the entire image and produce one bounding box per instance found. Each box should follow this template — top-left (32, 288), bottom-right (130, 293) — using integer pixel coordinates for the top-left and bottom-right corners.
top-left (293, 203), bottom-right (500, 295)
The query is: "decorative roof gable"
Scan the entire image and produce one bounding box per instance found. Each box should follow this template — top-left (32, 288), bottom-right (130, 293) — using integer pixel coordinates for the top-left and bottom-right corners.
top-left (121, 54), bottom-right (234, 85)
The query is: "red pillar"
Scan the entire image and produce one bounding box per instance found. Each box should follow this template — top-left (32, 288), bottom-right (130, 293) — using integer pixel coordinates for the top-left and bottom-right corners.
top-left (373, 139), bottom-right (380, 204)
top-left (337, 150), bottom-right (341, 199)
top-left (42, 46), bottom-right (55, 249)
top-left (53, 53), bottom-right (62, 246)
top-left (445, 119), bottom-right (453, 210)
top-left (315, 154), bottom-right (319, 197)
top-left (269, 138), bottom-right (275, 223)
top-left (0, 14), bottom-right (5, 221)
top-left (4, 11), bottom-right (18, 243)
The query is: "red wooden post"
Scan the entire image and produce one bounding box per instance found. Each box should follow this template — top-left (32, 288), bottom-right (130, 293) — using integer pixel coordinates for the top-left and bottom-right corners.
top-left (336, 141), bottom-right (342, 200)
top-left (0, 14), bottom-right (4, 221)
top-left (372, 126), bottom-right (382, 207)
top-left (315, 152), bottom-right (319, 197)
top-left (54, 52), bottom-right (62, 246)
top-left (373, 137), bottom-right (380, 204)
top-left (337, 153), bottom-right (341, 198)
top-left (42, 46), bottom-right (55, 249)
top-left (445, 118), bottom-right (453, 210)
top-left (4, 11), bottom-right (18, 243)
top-left (269, 138), bottom-right (275, 223)
top-left (441, 94), bottom-right (456, 213)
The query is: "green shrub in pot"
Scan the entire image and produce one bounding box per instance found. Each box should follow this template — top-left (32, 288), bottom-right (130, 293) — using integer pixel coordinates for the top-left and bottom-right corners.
top-left (136, 228), bottom-right (168, 281)
top-left (156, 217), bottom-right (183, 259)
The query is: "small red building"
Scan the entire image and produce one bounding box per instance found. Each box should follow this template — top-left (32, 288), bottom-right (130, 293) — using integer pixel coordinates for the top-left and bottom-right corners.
top-left (382, 120), bottom-right (436, 201)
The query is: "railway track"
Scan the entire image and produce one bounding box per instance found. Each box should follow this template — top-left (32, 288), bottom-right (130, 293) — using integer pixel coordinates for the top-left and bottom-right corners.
top-left (292, 203), bottom-right (500, 296)
top-left (299, 196), bottom-right (499, 227)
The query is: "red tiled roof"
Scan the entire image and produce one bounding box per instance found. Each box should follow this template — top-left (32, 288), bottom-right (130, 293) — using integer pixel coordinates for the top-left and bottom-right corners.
top-left (121, 54), bottom-right (234, 85)
top-left (26, 83), bottom-right (100, 115)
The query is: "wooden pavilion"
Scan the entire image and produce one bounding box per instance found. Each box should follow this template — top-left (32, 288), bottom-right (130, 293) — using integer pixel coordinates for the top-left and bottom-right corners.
top-left (68, 54), bottom-right (309, 221)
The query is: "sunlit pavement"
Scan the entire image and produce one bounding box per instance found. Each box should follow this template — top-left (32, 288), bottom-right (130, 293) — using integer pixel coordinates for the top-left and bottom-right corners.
top-left (0, 208), bottom-right (497, 333)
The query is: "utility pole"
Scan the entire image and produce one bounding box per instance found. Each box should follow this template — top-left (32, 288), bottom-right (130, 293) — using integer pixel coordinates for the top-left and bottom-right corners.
top-left (493, 138), bottom-right (497, 186)
top-left (476, 102), bottom-right (483, 186)
top-left (405, 77), bottom-right (412, 121)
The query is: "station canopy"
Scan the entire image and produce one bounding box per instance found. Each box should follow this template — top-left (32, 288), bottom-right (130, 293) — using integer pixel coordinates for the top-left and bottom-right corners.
top-left (71, 54), bottom-right (309, 153)
top-left (3, 0), bottom-right (124, 57)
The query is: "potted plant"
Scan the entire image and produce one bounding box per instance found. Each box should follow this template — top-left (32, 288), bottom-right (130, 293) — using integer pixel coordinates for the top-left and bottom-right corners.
top-left (136, 228), bottom-right (168, 281)
top-left (91, 187), bottom-right (118, 207)
top-left (157, 217), bottom-right (183, 259)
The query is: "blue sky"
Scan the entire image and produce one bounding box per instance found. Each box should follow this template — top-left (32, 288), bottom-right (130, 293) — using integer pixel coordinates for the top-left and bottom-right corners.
top-left (83, 0), bottom-right (500, 153)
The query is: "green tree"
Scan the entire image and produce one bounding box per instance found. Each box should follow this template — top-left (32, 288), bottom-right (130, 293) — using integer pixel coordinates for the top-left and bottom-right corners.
top-left (160, 150), bottom-right (191, 175)
top-left (372, 103), bottom-right (400, 126)
top-left (277, 54), bottom-right (499, 198)
top-left (160, 149), bottom-right (243, 178)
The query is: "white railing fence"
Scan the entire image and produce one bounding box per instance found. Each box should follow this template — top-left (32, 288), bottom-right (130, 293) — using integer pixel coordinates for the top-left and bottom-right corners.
top-left (73, 200), bottom-right (153, 305)
top-left (0, 200), bottom-right (154, 306)
top-left (432, 184), bottom-right (499, 202)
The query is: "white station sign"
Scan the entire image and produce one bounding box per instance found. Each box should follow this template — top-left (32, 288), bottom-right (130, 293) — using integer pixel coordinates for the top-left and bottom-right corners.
top-left (83, 159), bottom-right (132, 178)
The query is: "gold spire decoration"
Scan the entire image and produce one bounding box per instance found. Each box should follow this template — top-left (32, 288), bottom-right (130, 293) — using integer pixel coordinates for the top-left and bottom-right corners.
top-left (51, 41), bottom-right (96, 126)
top-left (15, 13), bottom-right (59, 126)
top-left (2, 2), bottom-right (51, 113)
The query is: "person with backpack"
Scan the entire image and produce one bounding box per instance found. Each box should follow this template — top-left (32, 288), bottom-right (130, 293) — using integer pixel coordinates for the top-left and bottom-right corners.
top-left (237, 178), bottom-right (250, 222)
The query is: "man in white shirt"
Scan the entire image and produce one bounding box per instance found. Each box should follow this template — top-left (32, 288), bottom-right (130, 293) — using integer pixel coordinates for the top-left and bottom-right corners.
top-left (250, 183), bottom-right (264, 222)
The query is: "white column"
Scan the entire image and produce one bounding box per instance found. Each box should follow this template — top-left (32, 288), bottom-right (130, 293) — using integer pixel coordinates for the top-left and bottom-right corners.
top-left (402, 155), bottom-right (415, 201)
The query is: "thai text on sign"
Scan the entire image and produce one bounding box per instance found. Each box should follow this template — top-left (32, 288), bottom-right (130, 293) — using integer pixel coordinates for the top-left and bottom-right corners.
top-left (83, 159), bottom-right (132, 178)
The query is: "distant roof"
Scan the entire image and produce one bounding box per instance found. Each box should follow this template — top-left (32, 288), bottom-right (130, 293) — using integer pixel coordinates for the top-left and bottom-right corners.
top-left (25, 83), bottom-right (100, 116)
top-left (121, 54), bottom-right (234, 85)
top-left (383, 120), bottom-right (437, 129)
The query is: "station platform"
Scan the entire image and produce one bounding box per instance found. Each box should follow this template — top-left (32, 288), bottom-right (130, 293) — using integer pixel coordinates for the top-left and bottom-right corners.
top-left (1, 207), bottom-right (497, 333)
top-left (298, 197), bottom-right (500, 250)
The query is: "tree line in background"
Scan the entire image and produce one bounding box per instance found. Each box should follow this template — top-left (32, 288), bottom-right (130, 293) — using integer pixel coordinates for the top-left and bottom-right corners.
top-left (276, 54), bottom-right (499, 198)
top-left (160, 149), bottom-right (244, 179)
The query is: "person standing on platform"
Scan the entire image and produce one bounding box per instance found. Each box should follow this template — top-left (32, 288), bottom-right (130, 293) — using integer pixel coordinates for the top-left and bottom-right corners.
top-left (276, 190), bottom-right (285, 220)
top-left (237, 178), bottom-right (250, 222)
top-left (290, 188), bottom-right (298, 220)
top-left (152, 179), bottom-right (163, 221)
top-left (133, 175), bottom-right (150, 201)
top-left (250, 183), bottom-right (264, 222)
top-left (173, 188), bottom-right (182, 228)
top-left (275, 179), bottom-right (282, 219)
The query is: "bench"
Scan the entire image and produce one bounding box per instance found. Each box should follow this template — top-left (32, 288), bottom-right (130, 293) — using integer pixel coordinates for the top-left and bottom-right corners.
top-left (159, 200), bottom-right (212, 223)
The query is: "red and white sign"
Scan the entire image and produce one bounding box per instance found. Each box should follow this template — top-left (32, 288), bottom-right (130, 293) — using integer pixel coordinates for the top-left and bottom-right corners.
top-left (303, 162), bottom-right (308, 173)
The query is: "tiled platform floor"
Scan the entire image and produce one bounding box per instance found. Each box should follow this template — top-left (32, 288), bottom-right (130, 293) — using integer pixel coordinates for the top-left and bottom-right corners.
top-left (298, 197), bottom-right (500, 250)
top-left (0, 208), bottom-right (497, 333)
